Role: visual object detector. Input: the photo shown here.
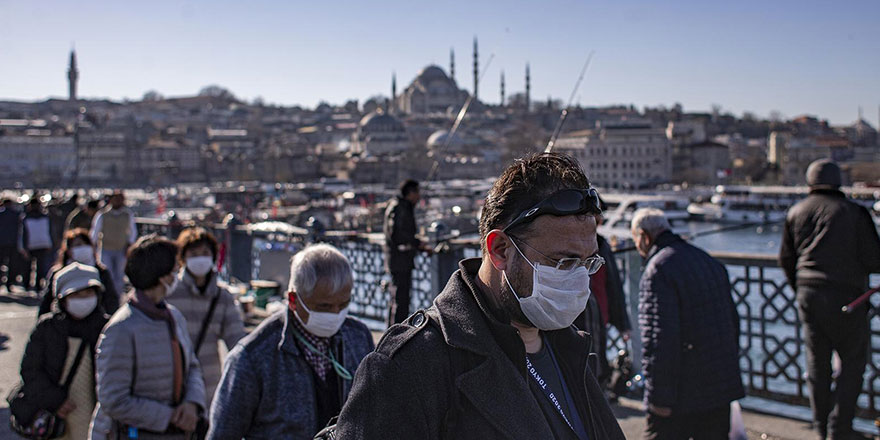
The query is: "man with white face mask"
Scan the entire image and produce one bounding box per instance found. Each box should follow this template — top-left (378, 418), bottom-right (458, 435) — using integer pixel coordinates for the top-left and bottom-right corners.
top-left (168, 227), bottom-right (245, 408)
top-left (336, 153), bottom-right (625, 439)
top-left (209, 244), bottom-right (374, 440)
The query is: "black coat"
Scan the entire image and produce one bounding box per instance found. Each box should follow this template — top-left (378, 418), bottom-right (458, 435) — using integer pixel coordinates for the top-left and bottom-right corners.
top-left (638, 231), bottom-right (744, 414)
top-left (779, 189), bottom-right (880, 292)
top-left (335, 258), bottom-right (625, 440)
top-left (38, 263), bottom-right (120, 317)
top-left (383, 196), bottom-right (419, 273)
top-left (14, 308), bottom-right (108, 424)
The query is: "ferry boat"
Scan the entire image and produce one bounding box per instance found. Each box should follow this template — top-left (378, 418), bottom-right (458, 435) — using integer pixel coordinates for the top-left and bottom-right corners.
top-left (687, 186), bottom-right (793, 224)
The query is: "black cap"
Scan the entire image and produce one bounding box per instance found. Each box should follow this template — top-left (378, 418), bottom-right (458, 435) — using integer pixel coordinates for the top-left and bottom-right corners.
top-left (805, 159), bottom-right (841, 189)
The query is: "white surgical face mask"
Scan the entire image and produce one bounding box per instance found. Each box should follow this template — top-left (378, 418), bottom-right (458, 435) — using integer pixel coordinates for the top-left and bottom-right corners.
top-left (70, 245), bottom-right (96, 266)
top-left (294, 292), bottom-right (348, 338)
top-left (66, 295), bottom-right (98, 319)
top-left (504, 241), bottom-right (591, 330)
top-left (161, 274), bottom-right (181, 297)
top-left (186, 256), bottom-right (214, 277)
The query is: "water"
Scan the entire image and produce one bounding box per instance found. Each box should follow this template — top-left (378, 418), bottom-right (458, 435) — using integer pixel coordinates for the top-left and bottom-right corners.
top-left (688, 221), bottom-right (785, 255)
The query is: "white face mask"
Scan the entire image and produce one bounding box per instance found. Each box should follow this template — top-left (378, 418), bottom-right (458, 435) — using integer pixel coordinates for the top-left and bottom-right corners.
top-left (504, 241), bottom-right (591, 330)
top-left (161, 274), bottom-right (181, 297)
top-left (66, 295), bottom-right (98, 319)
top-left (294, 292), bottom-right (348, 338)
top-left (70, 245), bottom-right (96, 266)
top-left (186, 256), bottom-right (214, 277)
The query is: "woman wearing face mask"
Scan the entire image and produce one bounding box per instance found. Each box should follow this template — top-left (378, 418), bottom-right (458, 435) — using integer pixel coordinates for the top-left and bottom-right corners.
top-left (13, 263), bottom-right (109, 440)
top-left (89, 235), bottom-right (206, 440)
top-left (167, 227), bottom-right (245, 408)
top-left (38, 228), bottom-right (119, 317)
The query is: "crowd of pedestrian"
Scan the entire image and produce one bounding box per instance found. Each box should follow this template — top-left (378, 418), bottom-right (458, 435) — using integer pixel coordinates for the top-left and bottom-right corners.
top-left (5, 154), bottom-right (878, 440)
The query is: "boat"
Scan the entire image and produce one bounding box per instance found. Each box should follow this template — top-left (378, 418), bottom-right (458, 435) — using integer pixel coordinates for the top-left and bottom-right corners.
top-left (687, 185), bottom-right (794, 224)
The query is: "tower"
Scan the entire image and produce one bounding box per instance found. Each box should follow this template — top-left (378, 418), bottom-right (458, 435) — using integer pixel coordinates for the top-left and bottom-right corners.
top-left (473, 37), bottom-right (478, 101)
top-left (67, 49), bottom-right (78, 102)
top-left (450, 48), bottom-right (455, 82)
top-left (391, 72), bottom-right (397, 113)
top-left (500, 70), bottom-right (505, 106)
top-left (525, 63), bottom-right (531, 112)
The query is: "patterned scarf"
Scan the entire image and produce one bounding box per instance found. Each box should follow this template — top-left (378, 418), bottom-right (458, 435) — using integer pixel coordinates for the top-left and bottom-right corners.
top-left (289, 311), bottom-right (333, 381)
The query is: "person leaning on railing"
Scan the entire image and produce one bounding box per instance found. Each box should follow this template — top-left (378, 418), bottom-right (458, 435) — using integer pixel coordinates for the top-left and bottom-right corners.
top-left (779, 159), bottom-right (880, 440)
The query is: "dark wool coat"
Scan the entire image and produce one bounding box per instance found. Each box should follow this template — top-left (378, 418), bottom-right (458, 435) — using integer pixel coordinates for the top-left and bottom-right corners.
top-left (638, 231), bottom-right (745, 414)
top-left (335, 258), bottom-right (626, 440)
top-left (383, 196), bottom-right (420, 273)
top-left (779, 189), bottom-right (880, 292)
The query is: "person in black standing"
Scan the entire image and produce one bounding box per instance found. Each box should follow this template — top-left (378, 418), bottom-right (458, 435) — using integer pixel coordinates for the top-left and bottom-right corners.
top-left (0, 199), bottom-right (23, 292)
top-left (383, 179), bottom-right (422, 325)
top-left (779, 159), bottom-right (880, 440)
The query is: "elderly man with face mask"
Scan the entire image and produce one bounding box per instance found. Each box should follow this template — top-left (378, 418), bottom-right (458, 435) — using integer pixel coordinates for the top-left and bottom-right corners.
top-left (631, 208), bottom-right (744, 440)
top-left (335, 153), bottom-right (625, 440)
top-left (208, 244), bottom-right (374, 440)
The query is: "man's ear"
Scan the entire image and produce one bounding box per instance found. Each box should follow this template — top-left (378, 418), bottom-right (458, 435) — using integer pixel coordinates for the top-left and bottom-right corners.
top-left (486, 229), bottom-right (513, 272)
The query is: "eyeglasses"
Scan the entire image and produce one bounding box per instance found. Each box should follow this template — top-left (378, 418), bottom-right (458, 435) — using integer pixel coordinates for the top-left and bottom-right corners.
top-left (503, 188), bottom-right (603, 234)
top-left (508, 234), bottom-right (605, 274)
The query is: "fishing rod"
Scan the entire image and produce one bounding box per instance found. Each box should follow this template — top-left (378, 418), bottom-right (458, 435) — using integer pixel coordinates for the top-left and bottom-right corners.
top-left (545, 51), bottom-right (595, 153)
top-left (426, 54), bottom-right (496, 182)
top-left (841, 286), bottom-right (880, 313)
top-left (612, 218), bottom-right (785, 254)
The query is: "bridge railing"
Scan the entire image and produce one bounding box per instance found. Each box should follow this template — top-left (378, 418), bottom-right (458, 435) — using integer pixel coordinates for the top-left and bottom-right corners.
top-left (136, 219), bottom-right (880, 420)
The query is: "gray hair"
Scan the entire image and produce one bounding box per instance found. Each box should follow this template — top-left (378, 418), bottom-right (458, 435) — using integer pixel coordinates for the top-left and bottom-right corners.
top-left (288, 244), bottom-right (353, 299)
top-left (631, 208), bottom-right (671, 238)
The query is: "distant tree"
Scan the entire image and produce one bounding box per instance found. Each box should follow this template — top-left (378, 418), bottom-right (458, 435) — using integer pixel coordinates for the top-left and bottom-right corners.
top-left (252, 96), bottom-right (265, 107)
top-left (198, 85), bottom-right (236, 100)
top-left (142, 90), bottom-right (163, 101)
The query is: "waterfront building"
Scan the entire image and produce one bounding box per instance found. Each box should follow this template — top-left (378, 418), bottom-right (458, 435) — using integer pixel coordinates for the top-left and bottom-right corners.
top-left (555, 120), bottom-right (672, 189)
top-left (0, 135), bottom-right (76, 185)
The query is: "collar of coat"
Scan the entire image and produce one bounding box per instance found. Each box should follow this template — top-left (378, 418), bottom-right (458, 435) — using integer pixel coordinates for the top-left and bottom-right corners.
top-left (429, 258), bottom-right (612, 439)
top-left (646, 230), bottom-right (682, 262)
top-left (433, 258), bottom-right (591, 360)
top-left (177, 269), bottom-right (218, 297)
top-left (277, 308), bottom-right (345, 357)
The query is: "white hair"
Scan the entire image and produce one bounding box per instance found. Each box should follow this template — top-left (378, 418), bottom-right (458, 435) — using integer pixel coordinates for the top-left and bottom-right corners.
top-left (631, 208), bottom-right (671, 238)
top-left (288, 244), bottom-right (353, 299)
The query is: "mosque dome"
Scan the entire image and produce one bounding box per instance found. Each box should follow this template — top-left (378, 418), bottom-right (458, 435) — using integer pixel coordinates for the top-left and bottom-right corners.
top-left (358, 110), bottom-right (406, 134)
top-left (427, 129), bottom-right (464, 149)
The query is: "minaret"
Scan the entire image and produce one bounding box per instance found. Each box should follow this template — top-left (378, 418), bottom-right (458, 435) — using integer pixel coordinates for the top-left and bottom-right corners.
top-left (472, 37), bottom-right (479, 101)
top-left (67, 49), bottom-right (79, 102)
top-left (525, 63), bottom-right (531, 112)
top-left (500, 70), bottom-right (505, 106)
top-left (391, 72), bottom-right (397, 113)
top-left (450, 48), bottom-right (456, 82)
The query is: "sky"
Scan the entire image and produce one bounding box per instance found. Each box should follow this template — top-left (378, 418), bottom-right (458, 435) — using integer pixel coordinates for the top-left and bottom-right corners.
top-left (1, 0), bottom-right (878, 126)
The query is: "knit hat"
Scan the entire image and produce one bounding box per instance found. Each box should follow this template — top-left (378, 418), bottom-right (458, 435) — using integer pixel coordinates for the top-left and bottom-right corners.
top-left (805, 159), bottom-right (841, 189)
top-left (54, 262), bottom-right (104, 299)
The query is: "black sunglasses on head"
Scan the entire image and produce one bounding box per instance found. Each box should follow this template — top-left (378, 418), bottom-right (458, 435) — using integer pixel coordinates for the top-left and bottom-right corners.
top-left (503, 188), bottom-right (603, 233)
